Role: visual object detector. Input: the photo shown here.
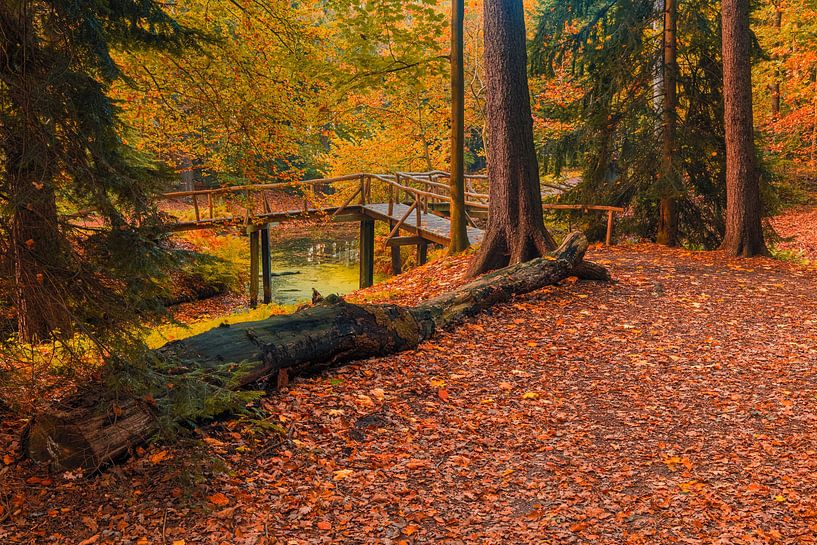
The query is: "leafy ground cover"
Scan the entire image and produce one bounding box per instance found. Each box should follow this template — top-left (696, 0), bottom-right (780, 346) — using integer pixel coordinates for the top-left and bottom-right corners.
top-left (2, 213), bottom-right (817, 544)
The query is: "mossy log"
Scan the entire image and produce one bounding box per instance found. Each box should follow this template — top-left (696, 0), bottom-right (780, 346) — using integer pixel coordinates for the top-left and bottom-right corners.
top-left (23, 232), bottom-right (608, 472)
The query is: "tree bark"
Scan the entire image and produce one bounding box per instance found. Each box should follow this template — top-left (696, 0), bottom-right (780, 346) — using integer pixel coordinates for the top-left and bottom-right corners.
top-left (720, 0), bottom-right (768, 256)
top-left (24, 232), bottom-right (607, 472)
top-left (656, 0), bottom-right (679, 246)
top-left (448, 0), bottom-right (470, 253)
top-left (469, 0), bottom-right (556, 276)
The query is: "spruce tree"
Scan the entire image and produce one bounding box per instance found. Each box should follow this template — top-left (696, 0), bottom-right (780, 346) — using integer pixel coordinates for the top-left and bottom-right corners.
top-left (531, 0), bottom-right (731, 248)
top-left (0, 1), bottom-right (192, 343)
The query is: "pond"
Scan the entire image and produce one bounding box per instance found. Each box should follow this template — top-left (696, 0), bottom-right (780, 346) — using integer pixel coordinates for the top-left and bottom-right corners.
top-left (260, 225), bottom-right (385, 305)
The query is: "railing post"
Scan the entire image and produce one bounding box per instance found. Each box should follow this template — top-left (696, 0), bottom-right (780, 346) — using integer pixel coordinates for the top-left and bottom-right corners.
top-left (606, 210), bottom-right (614, 246)
top-left (192, 194), bottom-right (200, 222)
top-left (359, 175), bottom-right (366, 205)
top-left (388, 182), bottom-right (394, 216)
top-left (415, 197), bottom-right (421, 229)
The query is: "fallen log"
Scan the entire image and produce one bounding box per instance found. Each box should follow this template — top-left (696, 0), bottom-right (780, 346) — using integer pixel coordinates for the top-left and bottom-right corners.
top-left (23, 232), bottom-right (608, 472)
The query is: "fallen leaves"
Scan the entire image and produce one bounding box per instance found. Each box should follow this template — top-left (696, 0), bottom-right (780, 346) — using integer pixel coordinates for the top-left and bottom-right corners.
top-left (332, 469), bottom-right (353, 481)
top-left (4, 242), bottom-right (817, 544)
top-left (207, 493), bottom-right (230, 507)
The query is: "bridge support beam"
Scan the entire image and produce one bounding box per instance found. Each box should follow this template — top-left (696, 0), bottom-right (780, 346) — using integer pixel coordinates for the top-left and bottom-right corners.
top-left (391, 246), bottom-right (401, 275)
top-left (417, 240), bottom-right (428, 266)
top-left (248, 227), bottom-right (260, 308)
top-left (261, 224), bottom-right (272, 304)
top-left (359, 218), bottom-right (375, 288)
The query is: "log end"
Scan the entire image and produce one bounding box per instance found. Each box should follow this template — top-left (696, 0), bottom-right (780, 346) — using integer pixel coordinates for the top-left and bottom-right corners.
top-left (23, 398), bottom-right (158, 472)
top-left (22, 413), bottom-right (96, 472)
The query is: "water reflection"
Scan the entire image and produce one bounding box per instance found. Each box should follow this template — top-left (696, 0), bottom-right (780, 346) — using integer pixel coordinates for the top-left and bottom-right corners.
top-left (260, 228), bottom-right (382, 305)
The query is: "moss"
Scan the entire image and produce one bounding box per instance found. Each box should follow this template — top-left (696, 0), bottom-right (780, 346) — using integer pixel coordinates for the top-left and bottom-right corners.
top-left (365, 304), bottom-right (422, 346)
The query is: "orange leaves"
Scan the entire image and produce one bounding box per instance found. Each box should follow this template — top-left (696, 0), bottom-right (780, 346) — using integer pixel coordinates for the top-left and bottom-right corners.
top-left (207, 493), bottom-right (230, 507)
top-left (148, 450), bottom-right (170, 465)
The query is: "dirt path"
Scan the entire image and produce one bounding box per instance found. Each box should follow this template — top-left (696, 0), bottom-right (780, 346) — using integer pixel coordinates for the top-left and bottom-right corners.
top-left (3, 245), bottom-right (817, 544)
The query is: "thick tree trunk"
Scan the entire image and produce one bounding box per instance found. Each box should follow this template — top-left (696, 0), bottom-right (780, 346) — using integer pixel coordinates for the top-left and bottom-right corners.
top-left (469, 0), bottom-right (556, 276)
top-left (720, 0), bottom-right (768, 256)
top-left (24, 233), bottom-right (607, 472)
top-left (448, 0), bottom-right (470, 253)
top-left (657, 0), bottom-right (679, 246)
top-left (1, 1), bottom-right (71, 342)
top-left (10, 175), bottom-right (69, 342)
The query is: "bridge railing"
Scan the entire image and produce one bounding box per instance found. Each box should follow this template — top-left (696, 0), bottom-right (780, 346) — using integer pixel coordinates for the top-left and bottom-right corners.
top-left (160, 170), bottom-right (623, 245)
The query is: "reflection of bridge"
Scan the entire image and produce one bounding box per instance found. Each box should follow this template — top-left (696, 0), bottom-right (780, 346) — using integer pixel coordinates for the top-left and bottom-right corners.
top-left (161, 172), bottom-right (622, 305)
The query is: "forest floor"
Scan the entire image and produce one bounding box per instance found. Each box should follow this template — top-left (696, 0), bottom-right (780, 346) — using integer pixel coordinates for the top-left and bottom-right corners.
top-left (3, 212), bottom-right (817, 544)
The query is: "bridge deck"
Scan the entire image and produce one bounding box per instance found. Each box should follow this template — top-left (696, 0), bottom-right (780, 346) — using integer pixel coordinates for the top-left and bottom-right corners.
top-left (362, 203), bottom-right (484, 246)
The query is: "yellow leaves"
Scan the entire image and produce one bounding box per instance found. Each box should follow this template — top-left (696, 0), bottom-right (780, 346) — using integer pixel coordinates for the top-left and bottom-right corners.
top-left (171, 540), bottom-right (186, 545)
top-left (429, 378), bottom-right (446, 388)
top-left (207, 492), bottom-right (230, 506)
top-left (677, 480), bottom-right (705, 494)
top-left (663, 455), bottom-right (693, 472)
top-left (522, 391), bottom-right (539, 400)
top-left (774, 494), bottom-right (787, 502)
top-left (333, 469), bottom-right (354, 481)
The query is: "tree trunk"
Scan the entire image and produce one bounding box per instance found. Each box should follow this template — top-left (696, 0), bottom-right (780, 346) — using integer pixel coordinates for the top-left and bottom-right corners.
top-left (656, 0), bottom-right (679, 246)
top-left (24, 232), bottom-right (607, 472)
top-left (448, 0), bottom-right (470, 253)
top-left (720, 0), bottom-right (768, 256)
top-left (469, 0), bottom-right (556, 276)
top-left (10, 174), bottom-right (69, 342)
top-left (1, 2), bottom-right (71, 342)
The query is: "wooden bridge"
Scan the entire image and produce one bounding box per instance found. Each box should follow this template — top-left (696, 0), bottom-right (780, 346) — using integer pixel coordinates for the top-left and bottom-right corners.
top-left (161, 171), bottom-right (623, 305)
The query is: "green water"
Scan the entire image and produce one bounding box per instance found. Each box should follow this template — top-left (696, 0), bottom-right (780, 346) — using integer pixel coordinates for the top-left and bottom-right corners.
top-left (262, 226), bottom-right (383, 304)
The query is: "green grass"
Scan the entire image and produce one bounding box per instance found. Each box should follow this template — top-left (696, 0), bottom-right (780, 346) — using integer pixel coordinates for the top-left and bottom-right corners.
top-left (145, 302), bottom-right (296, 349)
top-left (770, 246), bottom-right (809, 265)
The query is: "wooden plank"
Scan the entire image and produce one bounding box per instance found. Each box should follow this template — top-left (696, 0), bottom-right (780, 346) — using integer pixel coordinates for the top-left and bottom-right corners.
top-left (385, 236), bottom-right (423, 247)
